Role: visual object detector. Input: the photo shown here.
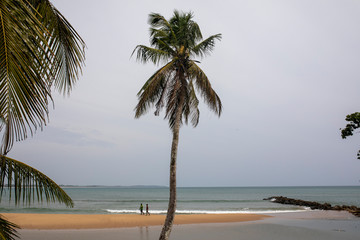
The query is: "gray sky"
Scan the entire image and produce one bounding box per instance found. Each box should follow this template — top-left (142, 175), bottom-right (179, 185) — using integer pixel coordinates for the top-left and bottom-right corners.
top-left (10, 0), bottom-right (360, 187)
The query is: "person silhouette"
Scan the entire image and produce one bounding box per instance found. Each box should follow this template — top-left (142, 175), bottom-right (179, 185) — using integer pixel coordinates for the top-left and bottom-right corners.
top-left (139, 203), bottom-right (144, 215)
top-left (146, 204), bottom-right (150, 216)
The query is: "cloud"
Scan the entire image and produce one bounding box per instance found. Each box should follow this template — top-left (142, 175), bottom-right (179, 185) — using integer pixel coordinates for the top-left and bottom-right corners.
top-left (36, 126), bottom-right (116, 148)
top-left (9, 0), bottom-right (360, 186)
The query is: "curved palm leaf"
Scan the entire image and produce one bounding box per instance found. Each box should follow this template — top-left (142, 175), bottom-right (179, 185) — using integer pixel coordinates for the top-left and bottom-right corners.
top-left (0, 0), bottom-right (51, 155)
top-left (164, 75), bottom-right (187, 129)
top-left (135, 60), bottom-right (175, 117)
top-left (30, 0), bottom-right (86, 94)
top-left (0, 155), bottom-right (73, 207)
top-left (0, 215), bottom-right (19, 240)
top-left (132, 45), bottom-right (169, 65)
top-left (192, 34), bottom-right (222, 58)
top-left (149, 13), bottom-right (177, 44)
top-left (184, 81), bottom-right (200, 127)
top-left (188, 61), bottom-right (222, 116)
top-left (0, 0), bottom-right (85, 155)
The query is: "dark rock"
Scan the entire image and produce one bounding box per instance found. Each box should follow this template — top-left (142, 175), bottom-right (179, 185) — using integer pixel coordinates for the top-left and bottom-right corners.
top-left (265, 196), bottom-right (360, 218)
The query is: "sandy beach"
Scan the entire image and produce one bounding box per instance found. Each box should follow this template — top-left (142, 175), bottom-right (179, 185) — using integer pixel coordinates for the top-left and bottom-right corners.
top-left (3, 211), bottom-right (360, 240)
top-left (1, 213), bottom-right (270, 229)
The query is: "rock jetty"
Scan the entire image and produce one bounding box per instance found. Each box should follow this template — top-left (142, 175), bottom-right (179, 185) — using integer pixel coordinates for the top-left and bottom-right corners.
top-left (264, 196), bottom-right (360, 217)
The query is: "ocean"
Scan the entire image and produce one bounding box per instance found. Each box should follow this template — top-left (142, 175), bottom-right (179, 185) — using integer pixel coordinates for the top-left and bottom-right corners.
top-left (1, 186), bottom-right (359, 215)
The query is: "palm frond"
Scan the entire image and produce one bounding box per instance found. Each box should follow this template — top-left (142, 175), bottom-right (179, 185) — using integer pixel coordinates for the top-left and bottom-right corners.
top-left (0, 155), bottom-right (73, 207)
top-left (30, 0), bottom-right (86, 95)
top-left (170, 11), bottom-right (202, 48)
top-left (189, 62), bottom-right (222, 116)
top-left (165, 77), bottom-right (186, 130)
top-left (0, 0), bottom-right (85, 154)
top-left (0, 0), bottom-right (51, 155)
top-left (188, 81), bottom-right (200, 127)
top-left (0, 215), bottom-right (19, 240)
top-left (183, 80), bottom-right (200, 127)
top-left (154, 74), bottom-right (172, 116)
top-left (132, 45), bottom-right (169, 65)
top-left (149, 30), bottom-right (175, 56)
top-left (149, 13), bottom-right (177, 44)
top-left (135, 61), bottom-right (174, 117)
top-left (192, 34), bottom-right (222, 58)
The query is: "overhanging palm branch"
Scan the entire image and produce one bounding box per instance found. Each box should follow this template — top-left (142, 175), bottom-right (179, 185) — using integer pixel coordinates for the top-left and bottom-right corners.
top-left (0, 0), bottom-right (85, 155)
top-left (0, 216), bottom-right (19, 240)
top-left (25, 0), bottom-right (85, 94)
top-left (0, 1), bottom-right (83, 238)
top-left (0, 0), bottom-right (50, 155)
top-left (0, 155), bottom-right (73, 207)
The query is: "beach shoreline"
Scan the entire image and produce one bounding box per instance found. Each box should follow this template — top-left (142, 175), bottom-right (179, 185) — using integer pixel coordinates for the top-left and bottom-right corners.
top-left (12, 211), bottom-right (359, 240)
top-left (1, 213), bottom-right (270, 230)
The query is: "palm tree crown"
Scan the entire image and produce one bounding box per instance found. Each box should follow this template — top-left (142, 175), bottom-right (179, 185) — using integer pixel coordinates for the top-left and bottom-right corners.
top-left (133, 11), bottom-right (222, 130)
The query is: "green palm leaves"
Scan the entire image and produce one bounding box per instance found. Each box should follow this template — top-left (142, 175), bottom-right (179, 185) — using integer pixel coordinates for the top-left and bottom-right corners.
top-left (0, 0), bottom-right (85, 155)
top-left (0, 155), bottom-right (73, 207)
top-left (0, 216), bottom-right (19, 240)
top-left (0, 1), bottom-right (85, 239)
top-left (133, 11), bottom-right (222, 129)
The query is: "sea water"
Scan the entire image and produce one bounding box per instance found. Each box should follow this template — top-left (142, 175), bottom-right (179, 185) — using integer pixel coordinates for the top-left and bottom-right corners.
top-left (1, 186), bottom-right (359, 215)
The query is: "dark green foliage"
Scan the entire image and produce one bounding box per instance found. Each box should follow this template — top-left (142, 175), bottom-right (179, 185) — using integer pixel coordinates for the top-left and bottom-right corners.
top-left (341, 112), bottom-right (360, 139)
top-left (0, 0), bottom-right (86, 155)
top-left (0, 1), bottom-right (85, 238)
top-left (0, 216), bottom-right (19, 240)
top-left (0, 155), bottom-right (73, 207)
top-left (133, 10), bottom-right (222, 130)
top-left (341, 112), bottom-right (360, 159)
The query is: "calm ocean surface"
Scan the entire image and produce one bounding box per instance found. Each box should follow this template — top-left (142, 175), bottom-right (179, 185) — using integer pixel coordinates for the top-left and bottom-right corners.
top-left (1, 186), bottom-right (359, 215)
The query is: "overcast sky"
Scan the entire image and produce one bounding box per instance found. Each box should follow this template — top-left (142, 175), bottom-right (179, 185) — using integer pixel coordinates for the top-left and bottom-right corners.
top-left (10, 0), bottom-right (360, 187)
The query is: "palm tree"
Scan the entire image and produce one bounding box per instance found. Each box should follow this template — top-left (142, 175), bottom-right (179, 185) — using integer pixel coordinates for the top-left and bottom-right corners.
top-left (133, 10), bottom-right (222, 240)
top-left (0, 0), bottom-right (85, 239)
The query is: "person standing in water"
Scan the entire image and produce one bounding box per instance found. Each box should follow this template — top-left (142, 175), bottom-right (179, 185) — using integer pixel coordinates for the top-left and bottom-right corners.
top-left (146, 204), bottom-right (150, 216)
top-left (140, 203), bottom-right (144, 215)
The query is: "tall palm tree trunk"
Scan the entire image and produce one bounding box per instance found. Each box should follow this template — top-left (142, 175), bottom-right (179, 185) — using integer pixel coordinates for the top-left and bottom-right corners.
top-left (159, 95), bottom-right (184, 240)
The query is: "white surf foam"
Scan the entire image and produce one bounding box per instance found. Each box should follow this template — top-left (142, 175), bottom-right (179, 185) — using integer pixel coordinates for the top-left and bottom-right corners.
top-left (105, 209), bottom-right (310, 214)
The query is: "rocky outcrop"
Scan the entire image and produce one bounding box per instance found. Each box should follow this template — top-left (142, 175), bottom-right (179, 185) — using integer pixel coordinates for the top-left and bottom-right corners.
top-left (264, 196), bottom-right (360, 217)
